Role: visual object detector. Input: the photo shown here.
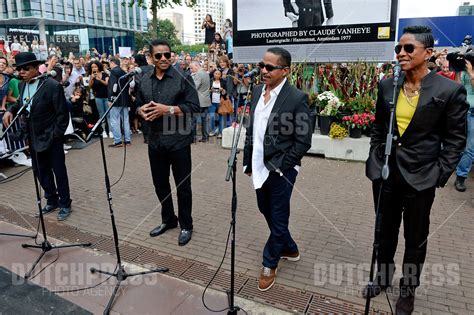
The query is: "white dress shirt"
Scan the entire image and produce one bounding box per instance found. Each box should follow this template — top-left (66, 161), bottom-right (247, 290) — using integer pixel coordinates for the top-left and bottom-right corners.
top-left (251, 78), bottom-right (287, 189)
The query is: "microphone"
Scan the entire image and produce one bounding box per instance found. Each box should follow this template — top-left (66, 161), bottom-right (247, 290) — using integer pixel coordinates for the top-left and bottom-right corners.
top-left (243, 67), bottom-right (260, 78)
top-left (31, 70), bottom-right (57, 81)
top-left (393, 62), bottom-right (401, 85)
top-left (119, 67), bottom-right (142, 80)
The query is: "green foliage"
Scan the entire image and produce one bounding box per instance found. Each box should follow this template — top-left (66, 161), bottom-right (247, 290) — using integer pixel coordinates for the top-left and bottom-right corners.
top-left (135, 19), bottom-right (182, 51)
top-left (174, 44), bottom-right (208, 55)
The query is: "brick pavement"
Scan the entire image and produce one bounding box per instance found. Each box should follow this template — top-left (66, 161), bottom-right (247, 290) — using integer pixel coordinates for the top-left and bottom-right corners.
top-left (1, 135), bottom-right (473, 314)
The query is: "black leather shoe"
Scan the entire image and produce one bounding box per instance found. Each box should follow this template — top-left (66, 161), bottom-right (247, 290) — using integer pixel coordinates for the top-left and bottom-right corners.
top-left (36, 204), bottom-right (58, 217)
top-left (454, 176), bottom-right (466, 192)
top-left (395, 295), bottom-right (415, 315)
top-left (57, 207), bottom-right (72, 221)
top-left (149, 223), bottom-right (177, 237)
top-left (362, 282), bottom-right (389, 298)
top-left (178, 229), bottom-right (192, 246)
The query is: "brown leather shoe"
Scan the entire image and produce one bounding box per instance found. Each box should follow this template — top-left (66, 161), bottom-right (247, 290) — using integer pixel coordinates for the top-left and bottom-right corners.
top-left (281, 249), bottom-right (300, 262)
top-left (258, 267), bottom-right (277, 291)
top-left (395, 295), bottom-right (415, 315)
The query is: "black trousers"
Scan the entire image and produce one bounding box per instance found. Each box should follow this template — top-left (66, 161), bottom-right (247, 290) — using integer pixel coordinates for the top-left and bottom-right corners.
top-left (256, 168), bottom-right (298, 268)
top-left (31, 138), bottom-right (71, 208)
top-left (148, 145), bottom-right (193, 230)
top-left (372, 163), bottom-right (435, 291)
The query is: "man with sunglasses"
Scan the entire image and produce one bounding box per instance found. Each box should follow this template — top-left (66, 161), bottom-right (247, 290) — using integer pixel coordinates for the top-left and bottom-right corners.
top-left (243, 47), bottom-right (312, 291)
top-left (3, 52), bottom-right (72, 221)
top-left (365, 26), bottom-right (468, 314)
top-left (136, 39), bottom-right (200, 246)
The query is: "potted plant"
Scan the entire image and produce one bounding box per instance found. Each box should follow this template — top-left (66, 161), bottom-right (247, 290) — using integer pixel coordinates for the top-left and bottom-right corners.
top-left (342, 112), bottom-right (375, 138)
top-left (317, 91), bottom-right (343, 135)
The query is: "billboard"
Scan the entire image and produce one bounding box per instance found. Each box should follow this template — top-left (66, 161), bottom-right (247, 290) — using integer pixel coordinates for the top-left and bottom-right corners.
top-left (233, 0), bottom-right (399, 63)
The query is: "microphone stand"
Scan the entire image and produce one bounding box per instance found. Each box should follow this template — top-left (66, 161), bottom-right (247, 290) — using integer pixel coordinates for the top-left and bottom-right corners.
top-left (86, 75), bottom-right (168, 315)
top-left (364, 69), bottom-right (401, 314)
top-left (1, 79), bottom-right (91, 278)
top-left (223, 76), bottom-right (255, 315)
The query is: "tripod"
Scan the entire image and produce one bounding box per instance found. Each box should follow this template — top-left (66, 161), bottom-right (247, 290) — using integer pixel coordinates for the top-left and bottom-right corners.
top-left (364, 64), bottom-right (401, 314)
top-left (1, 78), bottom-right (91, 279)
top-left (223, 77), bottom-right (255, 315)
top-left (86, 75), bottom-right (168, 315)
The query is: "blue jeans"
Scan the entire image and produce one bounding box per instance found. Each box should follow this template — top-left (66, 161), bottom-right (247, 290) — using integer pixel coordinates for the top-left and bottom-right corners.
top-left (109, 106), bottom-right (131, 144)
top-left (256, 168), bottom-right (299, 268)
top-left (456, 110), bottom-right (474, 177)
top-left (209, 102), bottom-right (219, 132)
top-left (95, 98), bottom-right (111, 133)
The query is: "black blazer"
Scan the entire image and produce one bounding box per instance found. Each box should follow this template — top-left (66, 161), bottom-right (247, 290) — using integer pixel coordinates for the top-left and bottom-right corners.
top-left (366, 72), bottom-right (469, 191)
top-left (283, 0), bottom-right (334, 21)
top-left (9, 77), bottom-right (68, 152)
top-left (243, 81), bottom-right (312, 173)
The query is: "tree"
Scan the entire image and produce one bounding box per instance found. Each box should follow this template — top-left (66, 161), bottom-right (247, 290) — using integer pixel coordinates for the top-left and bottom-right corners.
top-left (135, 19), bottom-right (182, 51)
top-left (128, 0), bottom-right (197, 37)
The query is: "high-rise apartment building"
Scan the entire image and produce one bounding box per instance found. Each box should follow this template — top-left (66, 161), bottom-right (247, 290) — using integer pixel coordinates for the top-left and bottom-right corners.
top-left (0, 0), bottom-right (147, 54)
top-left (157, 11), bottom-right (185, 43)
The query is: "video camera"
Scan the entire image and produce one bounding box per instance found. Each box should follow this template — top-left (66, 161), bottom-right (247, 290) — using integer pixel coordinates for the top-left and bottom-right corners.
top-left (446, 34), bottom-right (474, 72)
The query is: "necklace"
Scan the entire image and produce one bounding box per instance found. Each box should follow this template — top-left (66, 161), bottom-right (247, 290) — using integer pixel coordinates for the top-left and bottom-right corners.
top-left (402, 85), bottom-right (418, 107)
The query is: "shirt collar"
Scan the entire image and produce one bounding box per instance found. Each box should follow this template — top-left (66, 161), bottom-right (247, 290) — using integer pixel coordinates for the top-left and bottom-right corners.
top-left (149, 66), bottom-right (175, 79)
top-left (263, 78), bottom-right (287, 98)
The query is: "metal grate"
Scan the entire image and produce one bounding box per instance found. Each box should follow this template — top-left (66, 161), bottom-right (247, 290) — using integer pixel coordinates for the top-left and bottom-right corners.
top-left (181, 263), bottom-right (249, 292)
top-left (239, 279), bottom-right (312, 313)
top-left (134, 249), bottom-right (193, 277)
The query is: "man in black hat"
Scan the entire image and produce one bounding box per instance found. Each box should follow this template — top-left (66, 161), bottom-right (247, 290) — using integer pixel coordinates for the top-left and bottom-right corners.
top-left (2, 52), bottom-right (72, 221)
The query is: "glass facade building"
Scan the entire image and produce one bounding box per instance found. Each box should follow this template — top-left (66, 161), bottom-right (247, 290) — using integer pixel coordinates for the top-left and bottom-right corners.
top-left (0, 0), bottom-right (147, 55)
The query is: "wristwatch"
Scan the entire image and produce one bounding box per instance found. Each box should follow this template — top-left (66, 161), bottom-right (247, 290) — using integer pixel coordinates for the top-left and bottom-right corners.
top-left (168, 106), bottom-right (175, 115)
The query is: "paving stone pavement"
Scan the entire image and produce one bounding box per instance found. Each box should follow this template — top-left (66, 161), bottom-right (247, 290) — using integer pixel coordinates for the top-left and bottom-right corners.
top-left (1, 135), bottom-right (473, 314)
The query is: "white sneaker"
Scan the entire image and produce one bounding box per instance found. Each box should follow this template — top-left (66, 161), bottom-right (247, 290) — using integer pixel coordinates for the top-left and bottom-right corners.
top-left (109, 132), bottom-right (114, 138)
top-left (63, 144), bottom-right (72, 150)
top-left (102, 131), bottom-right (108, 138)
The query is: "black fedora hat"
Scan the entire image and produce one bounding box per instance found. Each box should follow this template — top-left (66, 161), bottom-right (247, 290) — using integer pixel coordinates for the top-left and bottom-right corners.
top-left (14, 52), bottom-right (44, 68)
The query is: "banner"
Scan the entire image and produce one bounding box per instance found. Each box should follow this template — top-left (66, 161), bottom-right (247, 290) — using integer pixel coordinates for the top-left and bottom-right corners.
top-left (233, 0), bottom-right (399, 63)
top-left (3, 30), bottom-right (80, 53)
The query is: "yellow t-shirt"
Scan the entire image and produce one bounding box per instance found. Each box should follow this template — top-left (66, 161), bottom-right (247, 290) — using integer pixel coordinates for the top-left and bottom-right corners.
top-left (396, 89), bottom-right (419, 136)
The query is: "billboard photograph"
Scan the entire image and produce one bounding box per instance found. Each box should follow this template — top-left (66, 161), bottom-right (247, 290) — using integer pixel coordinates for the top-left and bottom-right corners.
top-left (233, 0), bottom-right (399, 63)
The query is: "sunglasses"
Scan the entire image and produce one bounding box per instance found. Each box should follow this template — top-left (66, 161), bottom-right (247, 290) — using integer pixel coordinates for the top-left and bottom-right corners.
top-left (154, 52), bottom-right (172, 60)
top-left (17, 65), bottom-right (33, 71)
top-left (394, 44), bottom-right (425, 54)
top-left (258, 61), bottom-right (287, 72)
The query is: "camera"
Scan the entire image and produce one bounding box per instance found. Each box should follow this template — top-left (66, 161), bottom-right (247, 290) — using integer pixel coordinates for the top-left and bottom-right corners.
top-left (446, 51), bottom-right (474, 72)
top-left (447, 34), bottom-right (474, 72)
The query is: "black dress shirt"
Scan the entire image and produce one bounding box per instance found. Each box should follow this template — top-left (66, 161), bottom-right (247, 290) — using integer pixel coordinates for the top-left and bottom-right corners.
top-left (135, 66), bottom-right (200, 151)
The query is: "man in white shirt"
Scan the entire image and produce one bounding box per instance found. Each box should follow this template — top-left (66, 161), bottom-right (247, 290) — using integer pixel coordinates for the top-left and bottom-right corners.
top-left (242, 47), bottom-right (312, 291)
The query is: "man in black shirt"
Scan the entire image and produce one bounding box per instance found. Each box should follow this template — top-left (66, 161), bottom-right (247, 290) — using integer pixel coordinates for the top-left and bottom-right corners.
top-left (136, 39), bottom-right (200, 246)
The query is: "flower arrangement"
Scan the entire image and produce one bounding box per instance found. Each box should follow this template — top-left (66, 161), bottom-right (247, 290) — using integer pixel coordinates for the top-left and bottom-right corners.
top-left (318, 91), bottom-right (343, 116)
top-left (342, 112), bottom-right (375, 130)
top-left (329, 123), bottom-right (348, 139)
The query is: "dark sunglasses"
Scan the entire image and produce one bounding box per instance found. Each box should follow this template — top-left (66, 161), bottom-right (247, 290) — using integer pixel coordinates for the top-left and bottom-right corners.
top-left (154, 52), bottom-right (172, 60)
top-left (17, 65), bottom-right (33, 71)
top-left (394, 44), bottom-right (425, 54)
top-left (258, 61), bottom-right (287, 72)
